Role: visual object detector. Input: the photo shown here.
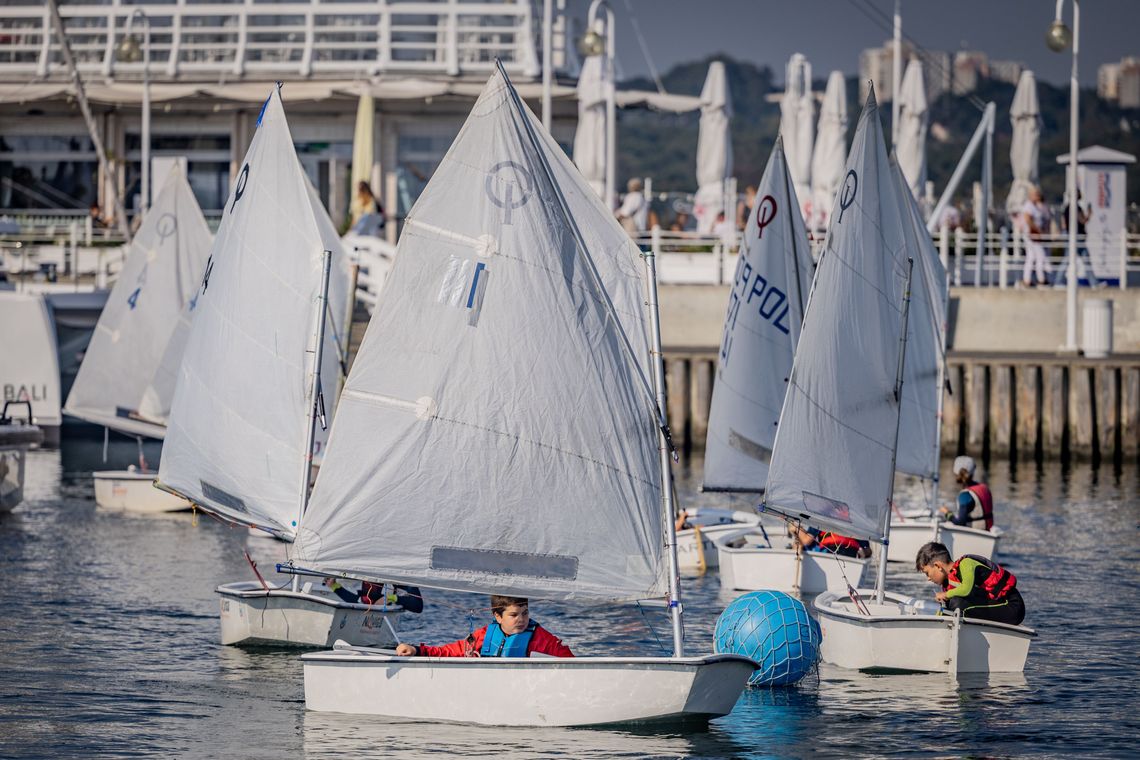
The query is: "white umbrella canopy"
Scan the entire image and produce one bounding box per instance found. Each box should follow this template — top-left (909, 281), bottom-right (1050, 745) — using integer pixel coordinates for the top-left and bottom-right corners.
top-left (1007, 69), bottom-right (1041, 216)
top-left (896, 58), bottom-right (928, 200)
top-left (573, 54), bottom-right (611, 199)
top-left (779, 53), bottom-right (814, 219)
top-left (694, 60), bottom-right (733, 233)
top-left (811, 70), bottom-right (849, 230)
top-left (351, 90), bottom-right (375, 191)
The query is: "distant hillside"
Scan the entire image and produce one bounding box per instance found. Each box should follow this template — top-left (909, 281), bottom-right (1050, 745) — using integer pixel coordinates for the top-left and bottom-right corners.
top-left (617, 55), bottom-right (1140, 211)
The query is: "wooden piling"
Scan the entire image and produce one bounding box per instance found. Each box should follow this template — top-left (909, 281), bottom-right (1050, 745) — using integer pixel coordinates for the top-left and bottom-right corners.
top-left (1069, 365), bottom-right (1095, 459)
top-left (989, 365), bottom-right (1013, 457)
top-left (1043, 365), bottom-right (1067, 455)
top-left (966, 363), bottom-right (987, 453)
top-left (942, 363), bottom-right (963, 454)
top-left (690, 359), bottom-right (714, 447)
top-left (1122, 367), bottom-right (1139, 460)
top-left (666, 358), bottom-right (691, 448)
top-left (1015, 364), bottom-right (1040, 459)
top-left (1095, 367), bottom-right (1119, 461)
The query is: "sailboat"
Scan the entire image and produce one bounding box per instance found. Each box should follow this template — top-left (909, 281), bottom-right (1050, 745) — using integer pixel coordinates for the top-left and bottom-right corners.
top-left (155, 86), bottom-right (402, 649)
top-left (61, 166), bottom-right (212, 512)
top-left (885, 161), bottom-right (1003, 562)
top-left (713, 111), bottom-right (905, 597)
top-left (687, 137), bottom-right (817, 577)
top-left (812, 97), bottom-right (1034, 675)
top-left (286, 65), bottom-right (755, 726)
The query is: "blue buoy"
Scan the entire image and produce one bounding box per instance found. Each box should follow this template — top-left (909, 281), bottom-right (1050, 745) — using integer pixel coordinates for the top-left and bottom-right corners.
top-left (714, 590), bottom-right (821, 686)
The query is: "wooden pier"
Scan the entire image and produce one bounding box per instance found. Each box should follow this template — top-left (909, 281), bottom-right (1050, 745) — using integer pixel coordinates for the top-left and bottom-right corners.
top-left (662, 350), bottom-right (1140, 464)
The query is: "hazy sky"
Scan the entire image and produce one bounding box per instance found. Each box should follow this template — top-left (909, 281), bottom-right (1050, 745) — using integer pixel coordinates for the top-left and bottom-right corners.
top-left (566, 0), bottom-right (1138, 87)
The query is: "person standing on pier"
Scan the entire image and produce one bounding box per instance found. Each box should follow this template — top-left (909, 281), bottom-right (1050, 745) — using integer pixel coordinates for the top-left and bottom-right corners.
top-left (939, 455), bottom-right (994, 530)
top-left (1017, 186), bottom-right (1051, 288)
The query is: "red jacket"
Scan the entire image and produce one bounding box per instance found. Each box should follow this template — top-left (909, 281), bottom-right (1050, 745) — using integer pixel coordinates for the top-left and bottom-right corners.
top-left (417, 624), bottom-right (574, 658)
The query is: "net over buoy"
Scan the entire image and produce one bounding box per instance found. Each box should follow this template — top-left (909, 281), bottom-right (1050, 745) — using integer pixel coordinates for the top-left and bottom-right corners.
top-left (714, 590), bottom-right (821, 686)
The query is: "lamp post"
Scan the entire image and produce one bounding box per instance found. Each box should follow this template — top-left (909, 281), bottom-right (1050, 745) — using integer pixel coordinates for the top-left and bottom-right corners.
top-left (580, 0), bottom-right (615, 210)
top-left (118, 9), bottom-right (151, 214)
top-left (1047, 0), bottom-right (1079, 352)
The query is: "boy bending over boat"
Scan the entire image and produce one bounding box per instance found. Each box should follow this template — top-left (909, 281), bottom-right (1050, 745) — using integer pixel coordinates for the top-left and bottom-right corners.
top-left (395, 595), bottom-right (574, 658)
top-left (916, 542), bottom-right (1025, 626)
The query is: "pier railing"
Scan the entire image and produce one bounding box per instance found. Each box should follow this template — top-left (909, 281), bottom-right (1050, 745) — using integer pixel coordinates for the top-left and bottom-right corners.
top-left (635, 226), bottom-right (1140, 289)
top-left (0, 0), bottom-right (560, 81)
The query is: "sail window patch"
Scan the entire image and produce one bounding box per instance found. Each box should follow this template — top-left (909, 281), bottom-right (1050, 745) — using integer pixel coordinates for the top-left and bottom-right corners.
top-left (801, 491), bottom-right (852, 523)
top-left (201, 480), bottom-right (247, 514)
top-left (430, 546), bottom-right (579, 580)
top-left (437, 256), bottom-right (489, 327)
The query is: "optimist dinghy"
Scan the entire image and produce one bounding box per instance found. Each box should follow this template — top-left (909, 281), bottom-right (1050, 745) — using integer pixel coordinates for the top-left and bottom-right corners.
top-left (287, 65), bottom-right (755, 727)
top-left (63, 166), bottom-right (211, 513)
top-left (697, 137), bottom-right (816, 582)
top-left (883, 157), bottom-right (1003, 563)
top-left (156, 86), bottom-right (399, 648)
top-left (812, 94), bottom-right (1034, 674)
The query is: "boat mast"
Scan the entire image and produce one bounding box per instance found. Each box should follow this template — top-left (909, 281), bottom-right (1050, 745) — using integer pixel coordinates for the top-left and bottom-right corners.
top-left (644, 245), bottom-right (685, 657)
top-left (930, 268), bottom-right (950, 515)
top-left (876, 256), bottom-right (914, 605)
top-left (291, 249), bottom-right (333, 590)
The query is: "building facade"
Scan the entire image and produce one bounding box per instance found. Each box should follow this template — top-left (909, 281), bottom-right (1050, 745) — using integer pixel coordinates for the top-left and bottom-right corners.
top-left (0, 0), bottom-right (585, 241)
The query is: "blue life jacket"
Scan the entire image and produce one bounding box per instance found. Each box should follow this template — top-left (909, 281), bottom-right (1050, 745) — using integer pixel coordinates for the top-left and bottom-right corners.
top-left (480, 620), bottom-right (537, 657)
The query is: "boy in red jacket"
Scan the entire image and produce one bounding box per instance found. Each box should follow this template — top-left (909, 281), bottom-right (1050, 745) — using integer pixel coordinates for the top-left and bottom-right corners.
top-left (394, 595), bottom-right (573, 658)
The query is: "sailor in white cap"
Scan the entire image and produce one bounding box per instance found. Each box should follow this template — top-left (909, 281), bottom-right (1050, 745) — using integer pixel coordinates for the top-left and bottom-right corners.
top-left (939, 455), bottom-right (995, 530)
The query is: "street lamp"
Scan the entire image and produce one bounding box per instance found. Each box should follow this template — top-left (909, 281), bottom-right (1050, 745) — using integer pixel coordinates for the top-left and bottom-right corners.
top-left (118, 9), bottom-right (151, 215)
top-left (1048, 0), bottom-right (1079, 352)
top-left (579, 0), bottom-right (615, 210)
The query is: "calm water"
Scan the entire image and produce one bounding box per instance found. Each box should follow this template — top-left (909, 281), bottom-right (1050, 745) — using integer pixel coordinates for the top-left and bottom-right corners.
top-left (1, 436), bottom-right (1137, 758)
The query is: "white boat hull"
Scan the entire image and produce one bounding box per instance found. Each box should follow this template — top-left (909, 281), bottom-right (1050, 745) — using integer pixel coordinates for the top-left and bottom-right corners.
top-left (814, 589), bottom-right (1034, 674)
top-left (886, 518), bottom-right (1003, 563)
top-left (675, 508), bottom-right (765, 571)
top-left (302, 648), bottom-right (755, 726)
top-left (217, 581), bottom-right (402, 648)
top-left (93, 470), bottom-right (192, 513)
top-left (715, 530), bottom-right (867, 594)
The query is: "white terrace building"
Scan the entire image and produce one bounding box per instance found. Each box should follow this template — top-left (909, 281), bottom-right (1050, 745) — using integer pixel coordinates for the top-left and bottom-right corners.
top-left (0, 0), bottom-right (610, 239)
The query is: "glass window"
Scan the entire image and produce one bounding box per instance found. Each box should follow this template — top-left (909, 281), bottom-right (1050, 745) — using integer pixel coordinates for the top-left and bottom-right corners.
top-left (0, 134), bottom-right (97, 210)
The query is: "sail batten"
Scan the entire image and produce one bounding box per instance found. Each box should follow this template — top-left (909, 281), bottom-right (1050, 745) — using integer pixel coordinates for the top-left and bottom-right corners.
top-left (292, 71), bottom-right (665, 602)
top-left (703, 137), bottom-right (814, 493)
top-left (762, 90), bottom-right (912, 542)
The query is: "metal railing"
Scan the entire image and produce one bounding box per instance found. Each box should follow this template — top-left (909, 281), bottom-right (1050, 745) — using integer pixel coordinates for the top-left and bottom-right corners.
top-left (632, 225), bottom-right (1140, 289)
top-left (0, 1), bottom-right (557, 81)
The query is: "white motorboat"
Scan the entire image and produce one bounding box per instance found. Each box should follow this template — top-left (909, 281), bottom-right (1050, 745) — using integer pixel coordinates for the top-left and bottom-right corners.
top-left (814, 589), bottom-right (1035, 675)
top-left (714, 529), bottom-right (868, 595)
top-left (292, 65), bottom-right (755, 726)
top-left (0, 292), bottom-right (62, 445)
top-left (93, 467), bottom-right (190, 513)
top-left (814, 110), bottom-right (1034, 675)
top-left (156, 85), bottom-right (382, 648)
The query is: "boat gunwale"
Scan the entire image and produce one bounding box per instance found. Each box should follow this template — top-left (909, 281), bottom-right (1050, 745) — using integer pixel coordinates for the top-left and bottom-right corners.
top-left (215, 582), bottom-right (407, 613)
top-left (301, 650), bottom-right (758, 668)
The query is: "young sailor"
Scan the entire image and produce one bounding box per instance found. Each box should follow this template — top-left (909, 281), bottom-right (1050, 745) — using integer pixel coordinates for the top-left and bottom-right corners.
top-left (794, 526), bottom-right (872, 559)
top-left (916, 542), bottom-right (1025, 625)
top-left (323, 578), bottom-right (424, 614)
top-left (395, 596), bottom-right (573, 658)
top-left (939, 455), bottom-right (994, 530)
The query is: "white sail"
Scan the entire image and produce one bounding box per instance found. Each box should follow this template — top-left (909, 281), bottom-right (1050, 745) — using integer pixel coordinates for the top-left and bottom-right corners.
top-left (703, 137), bottom-right (813, 492)
top-left (63, 167), bottom-right (212, 439)
top-left (763, 90), bottom-right (911, 542)
top-left (293, 71), bottom-right (665, 603)
top-left (892, 158), bottom-right (947, 481)
top-left (158, 87), bottom-right (350, 538)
